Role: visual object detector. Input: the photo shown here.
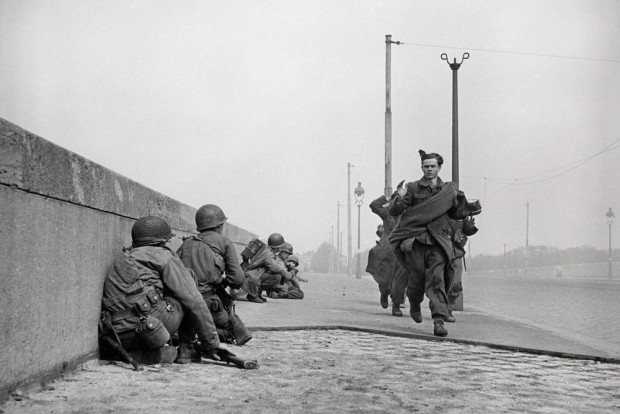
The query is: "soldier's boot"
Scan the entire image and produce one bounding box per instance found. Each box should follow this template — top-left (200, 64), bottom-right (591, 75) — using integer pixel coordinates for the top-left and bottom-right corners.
top-left (380, 292), bottom-right (389, 309)
top-left (433, 320), bottom-right (448, 337)
top-left (410, 303), bottom-right (423, 323)
top-left (269, 291), bottom-right (278, 299)
top-left (129, 345), bottom-right (178, 365)
top-left (445, 310), bottom-right (456, 323)
top-left (392, 304), bottom-right (403, 317)
top-left (246, 294), bottom-right (264, 304)
top-left (175, 343), bottom-right (201, 364)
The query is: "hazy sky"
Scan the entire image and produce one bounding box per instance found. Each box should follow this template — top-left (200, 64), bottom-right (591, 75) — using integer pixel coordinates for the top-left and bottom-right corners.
top-left (2, 0), bottom-right (619, 257)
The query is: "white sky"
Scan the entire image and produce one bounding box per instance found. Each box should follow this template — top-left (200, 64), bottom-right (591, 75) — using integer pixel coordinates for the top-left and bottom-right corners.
top-left (1, 0), bottom-right (619, 257)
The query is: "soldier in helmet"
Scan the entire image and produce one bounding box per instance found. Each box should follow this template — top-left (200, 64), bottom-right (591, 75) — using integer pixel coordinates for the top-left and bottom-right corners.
top-left (266, 242), bottom-right (298, 299)
top-left (241, 233), bottom-right (292, 303)
top-left (269, 253), bottom-right (307, 299)
top-left (177, 204), bottom-right (252, 346)
top-left (100, 216), bottom-right (236, 365)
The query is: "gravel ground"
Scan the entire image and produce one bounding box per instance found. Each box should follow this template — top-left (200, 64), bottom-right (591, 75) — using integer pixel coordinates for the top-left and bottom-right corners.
top-left (3, 330), bottom-right (620, 414)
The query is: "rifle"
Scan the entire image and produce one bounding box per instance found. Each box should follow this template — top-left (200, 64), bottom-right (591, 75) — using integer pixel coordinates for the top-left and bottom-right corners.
top-left (98, 314), bottom-right (142, 371)
top-left (214, 284), bottom-right (253, 346)
top-left (204, 346), bottom-right (259, 369)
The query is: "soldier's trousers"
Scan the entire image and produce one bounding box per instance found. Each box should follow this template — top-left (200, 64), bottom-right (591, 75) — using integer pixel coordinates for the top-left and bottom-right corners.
top-left (117, 297), bottom-right (194, 351)
top-left (258, 272), bottom-right (282, 295)
top-left (403, 240), bottom-right (450, 321)
top-left (447, 257), bottom-right (463, 311)
top-left (390, 263), bottom-right (408, 307)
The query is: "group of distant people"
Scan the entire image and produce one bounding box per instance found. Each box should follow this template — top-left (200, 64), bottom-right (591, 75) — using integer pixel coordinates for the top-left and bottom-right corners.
top-left (99, 203), bottom-right (306, 368)
top-left (366, 150), bottom-right (480, 337)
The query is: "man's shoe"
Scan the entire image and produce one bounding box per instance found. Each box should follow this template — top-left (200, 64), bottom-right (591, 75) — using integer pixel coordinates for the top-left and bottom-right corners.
top-left (392, 306), bottom-right (403, 317)
top-left (269, 292), bottom-right (278, 299)
top-left (175, 343), bottom-right (201, 364)
top-left (445, 311), bottom-right (456, 323)
top-left (129, 345), bottom-right (178, 365)
top-left (434, 320), bottom-right (448, 337)
top-left (380, 292), bottom-right (389, 309)
top-left (246, 295), bottom-right (263, 304)
top-left (410, 304), bottom-right (423, 323)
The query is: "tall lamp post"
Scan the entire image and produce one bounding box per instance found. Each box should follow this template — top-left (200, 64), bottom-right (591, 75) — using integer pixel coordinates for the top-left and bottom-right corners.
top-left (354, 182), bottom-right (365, 279)
top-left (440, 52), bottom-right (469, 187)
top-left (607, 207), bottom-right (615, 278)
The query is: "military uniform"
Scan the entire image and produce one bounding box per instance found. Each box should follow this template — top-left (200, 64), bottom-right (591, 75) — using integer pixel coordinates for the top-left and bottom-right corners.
top-left (102, 245), bottom-right (220, 353)
top-left (177, 230), bottom-right (246, 342)
top-left (446, 218), bottom-right (476, 313)
top-left (367, 194), bottom-right (408, 313)
top-left (388, 177), bottom-right (456, 326)
top-left (243, 245), bottom-right (290, 300)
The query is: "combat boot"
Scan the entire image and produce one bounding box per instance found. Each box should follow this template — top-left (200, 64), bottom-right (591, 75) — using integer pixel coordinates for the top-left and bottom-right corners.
top-left (445, 311), bottom-right (456, 323)
top-left (392, 305), bottom-right (403, 317)
top-left (246, 294), bottom-right (264, 304)
top-left (410, 303), bottom-right (423, 323)
top-left (175, 343), bottom-right (201, 364)
top-left (433, 320), bottom-right (448, 337)
top-left (380, 292), bottom-right (389, 309)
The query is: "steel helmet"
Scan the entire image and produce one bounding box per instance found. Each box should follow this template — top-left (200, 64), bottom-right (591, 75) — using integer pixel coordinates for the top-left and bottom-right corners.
top-left (267, 233), bottom-right (285, 249)
top-left (132, 216), bottom-right (175, 246)
top-left (195, 204), bottom-right (228, 231)
top-left (279, 242), bottom-right (293, 255)
top-left (287, 254), bottom-right (299, 265)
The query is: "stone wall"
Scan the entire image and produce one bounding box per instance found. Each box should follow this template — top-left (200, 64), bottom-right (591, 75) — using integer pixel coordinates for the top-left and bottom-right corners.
top-left (0, 118), bottom-right (257, 399)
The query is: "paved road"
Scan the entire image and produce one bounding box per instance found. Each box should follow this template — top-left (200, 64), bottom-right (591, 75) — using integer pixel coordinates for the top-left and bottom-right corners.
top-left (463, 275), bottom-right (620, 356)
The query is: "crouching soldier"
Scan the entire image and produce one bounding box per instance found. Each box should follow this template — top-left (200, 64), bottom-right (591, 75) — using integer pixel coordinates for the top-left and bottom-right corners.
top-left (177, 204), bottom-right (253, 346)
top-left (241, 233), bottom-right (292, 303)
top-left (100, 216), bottom-right (240, 366)
top-left (273, 253), bottom-right (307, 299)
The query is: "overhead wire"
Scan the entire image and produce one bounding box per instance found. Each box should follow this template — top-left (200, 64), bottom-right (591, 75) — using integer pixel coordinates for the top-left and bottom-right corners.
top-left (398, 41), bottom-right (620, 64)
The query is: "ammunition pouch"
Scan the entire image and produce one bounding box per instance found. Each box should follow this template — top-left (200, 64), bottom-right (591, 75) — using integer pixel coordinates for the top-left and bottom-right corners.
top-left (135, 315), bottom-right (170, 350)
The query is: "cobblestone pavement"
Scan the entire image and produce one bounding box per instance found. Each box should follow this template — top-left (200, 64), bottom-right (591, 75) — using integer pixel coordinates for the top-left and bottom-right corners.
top-left (3, 330), bottom-right (620, 414)
top-left (463, 275), bottom-right (620, 356)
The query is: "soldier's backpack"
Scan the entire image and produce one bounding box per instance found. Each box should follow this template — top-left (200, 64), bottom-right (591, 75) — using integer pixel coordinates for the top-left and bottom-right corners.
top-left (241, 238), bottom-right (266, 262)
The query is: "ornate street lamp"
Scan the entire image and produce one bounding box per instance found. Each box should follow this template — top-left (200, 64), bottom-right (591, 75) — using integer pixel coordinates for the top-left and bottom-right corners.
top-left (354, 182), bottom-right (365, 279)
top-left (607, 207), bottom-right (615, 278)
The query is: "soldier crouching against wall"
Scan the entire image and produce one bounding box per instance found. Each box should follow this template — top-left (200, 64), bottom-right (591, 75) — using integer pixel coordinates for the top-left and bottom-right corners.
top-left (241, 233), bottom-right (292, 303)
top-left (99, 216), bottom-right (236, 365)
top-left (177, 204), bottom-right (252, 346)
top-left (267, 244), bottom-right (304, 299)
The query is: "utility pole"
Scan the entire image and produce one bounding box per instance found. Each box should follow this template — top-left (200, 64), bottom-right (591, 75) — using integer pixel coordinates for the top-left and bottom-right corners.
top-left (337, 201), bottom-right (341, 275)
top-left (607, 208), bottom-right (615, 278)
top-left (385, 34), bottom-right (401, 198)
top-left (347, 162), bottom-right (352, 276)
top-left (440, 52), bottom-right (469, 187)
top-left (503, 243), bottom-right (507, 277)
top-left (329, 226), bottom-right (334, 274)
top-left (525, 201), bottom-right (529, 277)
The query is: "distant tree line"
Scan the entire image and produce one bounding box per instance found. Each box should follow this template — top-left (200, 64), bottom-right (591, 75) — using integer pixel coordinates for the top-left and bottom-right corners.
top-left (470, 245), bottom-right (620, 271)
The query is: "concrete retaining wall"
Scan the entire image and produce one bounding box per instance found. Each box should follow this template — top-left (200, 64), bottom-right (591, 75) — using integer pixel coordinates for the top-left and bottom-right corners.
top-left (0, 118), bottom-right (257, 399)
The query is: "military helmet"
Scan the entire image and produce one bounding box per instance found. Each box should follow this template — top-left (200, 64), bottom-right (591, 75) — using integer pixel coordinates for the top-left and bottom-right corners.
top-left (132, 216), bottom-right (175, 245)
top-left (287, 254), bottom-right (299, 265)
top-left (279, 242), bottom-right (293, 254)
top-left (195, 204), bottom-right (228, 231)
top-left (267, 233), bottom-right (285, 249)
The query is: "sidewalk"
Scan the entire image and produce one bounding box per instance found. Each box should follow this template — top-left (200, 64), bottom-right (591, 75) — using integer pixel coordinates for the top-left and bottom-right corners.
top-left (238, 273), bottom-right (619, 361)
